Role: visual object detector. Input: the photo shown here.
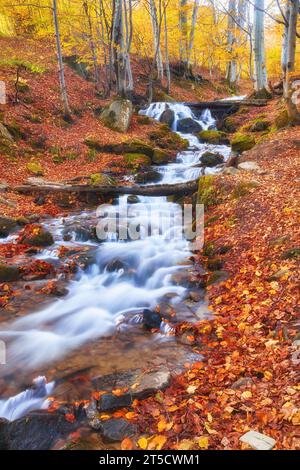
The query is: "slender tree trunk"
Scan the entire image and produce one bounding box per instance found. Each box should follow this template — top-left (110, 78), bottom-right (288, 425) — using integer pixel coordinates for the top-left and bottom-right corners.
top-left (281, 0), bottom-right (290, 77)
top-left (179, 0), bottom-right (188, 73)
top-left (164, 4), bottom-right (171, 94)
top-left (226, 0), bottom-right (237, 90)
top-left (253, 0), bottom-right (268, 93)
top-left (83, 0), bottom-right (100, 92)
top-left (149, 0), bottom-right (163, 80)
top-left (285, 0), bottom-right (300, 122)
top-left (52, 0), bottom-right (71, 117)
top-left (187, 0), bottom-right (200, 70)
top-left (112, 0), bottom-right (127, 97)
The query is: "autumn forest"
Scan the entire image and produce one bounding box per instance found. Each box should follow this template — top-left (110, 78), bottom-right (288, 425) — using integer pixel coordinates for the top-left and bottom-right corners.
top-left (0, 0), bottom-right (299, 454)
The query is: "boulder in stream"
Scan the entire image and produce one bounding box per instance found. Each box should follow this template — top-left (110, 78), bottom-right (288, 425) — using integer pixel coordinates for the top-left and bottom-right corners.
top-left (99, 418), bottom-right (137, 443)
top-left (0, 216), bottom-right (18, 237)
top-left (0, 264), bottom-right (20, 282)
top-left (159, 108), bottom-right (175, 127)
top-left (177, 117), bottom-right (202, 133)
top-left (200, 151), bottom-right (224, 167)
top-left (134, 169), bottom-right (162, 184)
top-left (19, 224), bottom-right (54, 247)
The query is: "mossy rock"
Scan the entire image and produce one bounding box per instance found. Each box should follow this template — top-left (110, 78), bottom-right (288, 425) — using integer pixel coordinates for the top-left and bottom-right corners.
top-left (207, 270), bottom-right (229, 285)
top-left (17, 79), bottom-right (30, 93)
top-left (0, 264), bottom-right (20, 282)
top-left (0, 216), bottom-right (17, 237)
top-left (198, 130), bottom-right (228, 144)
top-left (231, 133), bottom-right (256, 153)
top-left (124, 153), bottom-right (152, 168)
top-left (150, 125), bottom-right (188, 150)
top-left (90, 173), bottom-right (115, 186)
top-left (207, 258), bottom-right (224, 271)
top-left (275, 109), bottom-right (289, 129)
top-left (250, 88), bottom-right (272, 100)
top-left (198, 175), bottom-right (218, 207)
top-left (232, 180), bottom-right (260, 198)
top-left (123, 140), bottom-right (154, 157)
top-left (249, 119), bottom-right (271, 132)
top-left (84, 137), bottom-right (102, 151)
top-left (99, 99), bottom-right (133, 133)
top-left (223, 116), bottom-right (239, 133)
top-left (282, 247), bottom-right (300, 259)
top-left (152, 148), bottom-right (169, 164)
top-left (0, 122), bottom-right (14, 143)
top-left (20, 225), bottom-right (54, 247)
top-left (26, 162), bottom-right (44, 176)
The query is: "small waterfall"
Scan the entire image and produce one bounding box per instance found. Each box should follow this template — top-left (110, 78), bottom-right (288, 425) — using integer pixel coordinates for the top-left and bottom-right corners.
top-left (140, 102), bottom-right (216, 132)
top-left (0, 376), bottom-right (54, 421)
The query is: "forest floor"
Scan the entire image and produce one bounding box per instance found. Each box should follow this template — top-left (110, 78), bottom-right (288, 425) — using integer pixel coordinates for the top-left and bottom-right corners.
top-left (0, 38), bottom-right (299, 450)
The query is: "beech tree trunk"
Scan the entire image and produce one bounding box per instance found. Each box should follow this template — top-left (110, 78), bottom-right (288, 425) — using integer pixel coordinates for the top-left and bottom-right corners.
top-left (253, 0), bottom-right (268, 93)
top-left (187, 0), bottom-right (200, 70)
top-left (83, 0), bottom-right (100, 92)
top-left (179, 0), bottom-right (188, 73)
top-left (281, 0), bottom-right (290, 77)
top-left (52, 0), bottom-right (71, 116)
top-left (149, 0), bottom-right (163, 80)
top-left (284, 0), bottom-right (300, 123)
top-left (226, 0), bottom-right (238, 90)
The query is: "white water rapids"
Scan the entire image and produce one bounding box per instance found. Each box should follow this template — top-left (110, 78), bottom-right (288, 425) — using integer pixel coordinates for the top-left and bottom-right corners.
top-left (0, 101), bottom-right (231, 421)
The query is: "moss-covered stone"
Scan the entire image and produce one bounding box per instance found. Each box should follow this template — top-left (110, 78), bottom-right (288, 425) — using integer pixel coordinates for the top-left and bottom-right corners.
top-left (249, 118), bottom-right (271, 132)
top-left (20, 225), bottom-right (54, 247)
top-left (152, 148), bottom-right (169, 164)
top-left (207, 270), bottom-right (229, 285)
top-left (90, 173), bottom-right (115, 186)
top-left (0, 216), bottom-right (17, 237)
top-left (275, 109), bottom-right (289, 129)
top-left (152, 88), bottom-right (175, 103)
top-left (231, 133), bottom-right (256, 153)
top-left (0, 264), bottom-right (20, 282)
top-left (17, 78), bottom-right (29, 93)
top-left (122, 140), bottom-right (154, 157)
top-left (223, 116), bottom-right (239, 133)
top-left (282, 247), bottom-right (300, 259)
top-left (232, 180), bottom-right (260, 198)
top-left (198, 130), bottom-right (228, 144)
top-left (124, 153), bottom-right (152, 168)
top-left (150, 125), bottom-right (189, 151)
top-left (26, 161), bottom-right (44, 176)
top-left (198, 175), bottom-right (218, 207)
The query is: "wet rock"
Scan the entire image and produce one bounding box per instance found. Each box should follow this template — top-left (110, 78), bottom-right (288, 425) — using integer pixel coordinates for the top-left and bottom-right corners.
top-left (177, 118), bottom-right (202, 133)
top-left (240, 430), bottom-right (275, 450)
top-left (135, 170), bottom-right (162, 184)
top-left (152, 148), bottom-right (169, 164)
top-left (127, 195), bottom-right (140, 204)
top-left (100, 99), bottom-right (133, 133)
top-left (189, 290), bottom-right (203, 302)
top-left (34, 194), bottom-right (46, 206)
top-left (63, 222), bottom-right (95, 242)
top-left (0, 216), bottom-right (17, 237)
top-left (207, 258), bottom-right (223, 271)
top-left (21, 226), bottom-right (54, 247)
top-left (171, 270), bottom-right (194, 288)
top-left (92, 368), bottom-right (171, 413)
top-left (124, 153), bottom-right (152, 168)
top-left (143, 309), bottom-right (162, 330)
top-left (99, 419), bottom-right (137, 443)
top-left (237, 161), bottom-right (260, 171)
top-left (105, 259), bottom-right (127, 272)
top-left (159, 108), bottom-right (175, 127)
top-left (2, 411), bottom-right (77, 450)
top-left (178, 329), bottom-right (197, 346)
top-left (0, 418), bottom-right (9, 450)
top-left (207, 270), bottom-right (229, 285)
top-left (0, 264), bottom-right (20, 282)
top-left (200, 151), bottom-right (224, 167)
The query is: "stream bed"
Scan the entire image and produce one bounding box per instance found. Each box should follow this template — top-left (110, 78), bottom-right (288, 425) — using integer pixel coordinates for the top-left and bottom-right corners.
top-left (0, 101), bottom-right (232, 447)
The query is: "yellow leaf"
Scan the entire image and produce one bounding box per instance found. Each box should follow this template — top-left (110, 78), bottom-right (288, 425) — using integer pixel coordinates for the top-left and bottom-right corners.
top-left (187, 385), bottom-right (197, 394)
top-left (204, 422), bottom-right (218, 435)
top-left (207, 412), bottom-right (213, 423)
top-left (151, 435), bottom-right (167, 450)
top-left (241, 390), bottom-right (252, 399)
top-left (198, 436), bottom-right (209, 449)
top-left (138, 437), bottom-right (148, 450)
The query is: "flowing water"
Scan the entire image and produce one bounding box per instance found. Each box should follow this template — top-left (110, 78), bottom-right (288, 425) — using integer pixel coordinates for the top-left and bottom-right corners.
top-left (0, 102), bottom-right (231, 422)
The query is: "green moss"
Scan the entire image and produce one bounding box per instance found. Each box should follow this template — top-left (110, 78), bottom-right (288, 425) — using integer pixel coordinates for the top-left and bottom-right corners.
top-left (84, 137), bottom-right (102, 151)
top-left (152, 148), bottom-right (169, 164)
top-left (26, 161), bottom-right (43, 176)
top-left (90, 173), bottom-right (115, 186)
top-left (86, 148), bottom-right (97, 162)
top-left (0, 216), bottom-right (17, 237)
top-left (282, 247), bottom-right (300, 259)
top-left (223, 116), bottom-right (238, 132)
top-left (198, 175), bottom-right (218, 207)
top-left (124, 153), bottom-right (152, 168)
top-left (231, 133), bottom-right (256, 152)
top-left (198, 130), bottom-right (228, 144)
top-left (275, 109), bottom-right (289, 129)
top-left (207, 270), bottom-right (229, 285)
top-left (153, 88), bottom-right (175, 102)
top-left (150, 125), bottom-right (188, 151)
top-left (123, 140), bottom-right (154, 157)
top-left (202, 241), bottom-right (215, 257)
top-left (0, 58), bottom-right (45, 73)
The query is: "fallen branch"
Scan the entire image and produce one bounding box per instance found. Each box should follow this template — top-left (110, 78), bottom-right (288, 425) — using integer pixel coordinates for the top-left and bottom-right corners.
top-left (184, 99), bottom-right (268, 109)
top-left (13, 179), bottom-right (199, 197)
